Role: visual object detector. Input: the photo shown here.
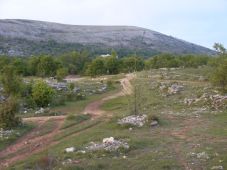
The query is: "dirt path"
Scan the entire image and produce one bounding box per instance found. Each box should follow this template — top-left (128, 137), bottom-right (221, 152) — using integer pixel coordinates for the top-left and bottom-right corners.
top-left (83, 73), bottom-right (134, 116)
top-left (0, 74), bottom-right (134, 169)
top-left (0, 116), bottom-right (65, 168)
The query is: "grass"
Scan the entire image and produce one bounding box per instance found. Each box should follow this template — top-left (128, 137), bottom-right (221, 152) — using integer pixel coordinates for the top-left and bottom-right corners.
top-left (0, 123), bottom-right (34, 151)
top-left (6, 69), bottom-right (227, 170)
top-left (51, 83), bottom-right (121, 116)
top-left (62, 114), bottom-right (92, 129)
top-left (37, 119), bottom-right (58, 136)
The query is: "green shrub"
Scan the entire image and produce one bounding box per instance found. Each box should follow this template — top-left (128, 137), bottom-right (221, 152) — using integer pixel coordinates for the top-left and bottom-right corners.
top-left (0, 97), bottom-right (21, 129)
top-left (32, 81), bottom-right (55, 107)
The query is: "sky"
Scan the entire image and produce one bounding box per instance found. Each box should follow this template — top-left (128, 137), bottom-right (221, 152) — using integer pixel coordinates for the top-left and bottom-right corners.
top-left (0, 0), bottom-right (227, 49)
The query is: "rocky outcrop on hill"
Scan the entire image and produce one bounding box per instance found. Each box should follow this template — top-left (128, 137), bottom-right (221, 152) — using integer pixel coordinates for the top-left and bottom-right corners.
top-left (0, 19), bottom-right (215, 57)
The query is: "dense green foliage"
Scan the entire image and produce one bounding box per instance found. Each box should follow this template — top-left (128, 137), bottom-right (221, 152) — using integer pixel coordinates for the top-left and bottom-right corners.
top-left (0, 97), bottom-right (20, 129)
top-left (0, 50), bottom-right (221, 130)
top-left (0, 51), bottom-right (213, 79)
top-left (145, 53), bottom-right (210, 69)
top-left (31, 81), bottom-right (55, 107)
top-left (1, 65), bottom-right (23, 97)
top-left (208, 43), bottom-right (227, 91)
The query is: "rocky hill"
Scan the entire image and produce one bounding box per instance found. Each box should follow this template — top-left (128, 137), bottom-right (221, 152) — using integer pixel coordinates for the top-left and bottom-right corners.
top-left (0, 19), bottom-right (215, 57)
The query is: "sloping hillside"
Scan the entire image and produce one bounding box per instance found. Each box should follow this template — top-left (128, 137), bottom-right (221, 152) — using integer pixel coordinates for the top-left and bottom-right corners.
top-left (0, 19), bottom-right (215, 56)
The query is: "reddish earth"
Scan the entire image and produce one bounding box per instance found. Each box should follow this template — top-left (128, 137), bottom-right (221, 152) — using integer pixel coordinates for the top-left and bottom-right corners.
top-left (0, 74), bottom-right (134, 169)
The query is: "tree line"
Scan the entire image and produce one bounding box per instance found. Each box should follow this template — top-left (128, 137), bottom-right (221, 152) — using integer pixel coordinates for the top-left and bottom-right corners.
top-left (1, 43), bottom-right (227, 129)
top-left (0, 51), bottom-right (214, 79)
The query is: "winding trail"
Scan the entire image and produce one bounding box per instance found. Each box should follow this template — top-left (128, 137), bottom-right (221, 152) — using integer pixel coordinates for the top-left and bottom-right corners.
top-left (0, 74), bottom-right (134, 169)
top-left (83, 73), bottom-right (134, 116)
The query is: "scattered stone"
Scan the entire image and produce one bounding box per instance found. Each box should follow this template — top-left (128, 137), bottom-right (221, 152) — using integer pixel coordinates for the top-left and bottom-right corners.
top-left (73, 87), bottom-right (80, 93)
top-left (77, 150), bottom-right (86, 154)
top-left (62, 159), bottom-right (72, 165)
top-left (184, 93), bottom-right (227, 110)
top-left (86, 137), bottom-right (129, 152)
top-left (123, 155), bottom-right (127, 159)
top-left (46, 79), bottom-right (68, 91)
top-left (103, 137), bottom-right (114, 144)
top-left (168, 84), bottom-right (184, 95)
top-left (35, 108), bottom-right (45, 114)
top-left (0, 128), bottom-right (14, 139)
top-left (184, 98), bottom-right (195, 106)
top-left (197, 152), bottom-right (209, 160)
top-left (65, 147), bottom-right (75, 153)
top-left (150, 120), bottom-right (159, 127)
top-left (0, 95), bottom-right (6, 102)
top-left (159, 68), bottom-right (168, 71)
top-left (159, 82), bottom-right (184, 95)
top-left (211, 166), bottom-right (224, 170)
top-left (129, 127), bottom-right (133, 131)
top-left (118, 115), bottom-right (147, 127)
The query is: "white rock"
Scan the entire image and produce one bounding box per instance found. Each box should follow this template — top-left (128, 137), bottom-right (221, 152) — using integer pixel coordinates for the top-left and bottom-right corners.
top-left (65, 147), bottom-right (75, 153)
top-left (118, 114), bottom-right (147, 127)
top-left (150, 120), bottom-right (159, 127)
top-left (77, 150), bottom-right (86, 154)
top-left (103, 137), bottom-right (114, 144)
top-left (197, 152), bottom-right (209, 159)
top-left (211, 166), bottom-right (224, 170)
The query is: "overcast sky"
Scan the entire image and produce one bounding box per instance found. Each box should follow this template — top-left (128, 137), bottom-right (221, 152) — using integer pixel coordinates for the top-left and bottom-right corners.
top-left (0, 0), bottom-right (226, 49)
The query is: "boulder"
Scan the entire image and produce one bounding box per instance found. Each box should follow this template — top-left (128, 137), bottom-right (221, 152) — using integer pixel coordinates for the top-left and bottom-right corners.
top-left (197, 152), bottom-right (209, 159)
top-left (168, 84), bottom-right (184, 95)
top-left (211, 166), bottom-right (224, 170)
top-left (35, 108), bottom-right (45, 114)
top-left (103, 137), bottom-right (114, 144)
top-left (118, 114), bottom-right (147, 127)
top-left (65, 147), bottom-right (75, 153)
top-left (86, 137), bottom-right (129, 152)
top-left (150, 120), bottom-right (159, 127)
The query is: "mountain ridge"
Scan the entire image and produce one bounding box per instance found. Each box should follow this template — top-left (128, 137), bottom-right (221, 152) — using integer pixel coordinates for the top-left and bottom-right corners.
top-left (0, 19), bottom-right (215, 57)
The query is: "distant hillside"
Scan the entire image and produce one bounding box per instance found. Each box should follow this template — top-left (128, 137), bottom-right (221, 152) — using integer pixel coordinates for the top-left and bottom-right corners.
top-left (0, 19), bottom-right (215, 57)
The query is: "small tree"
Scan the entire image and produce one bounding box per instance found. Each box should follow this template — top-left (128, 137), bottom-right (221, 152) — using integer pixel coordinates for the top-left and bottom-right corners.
top-left (105, 56), bottom-right (119, 75)
top-left (213, 43), bottom-right (226, 54)
top-left (210, 59), bottom-right (227, 92)
top-left (0, 97), bottom-right (20, 129)
top-left (32, 81), bottom-right (55, 107)
top-left (128, 82), bottom-right (150, 115)
top-left (1, 65), bottom-right (23, 97)
top-left (87, 57), bottom-right (106, 77)
top-left (56, 68), bottom-right (68, 81)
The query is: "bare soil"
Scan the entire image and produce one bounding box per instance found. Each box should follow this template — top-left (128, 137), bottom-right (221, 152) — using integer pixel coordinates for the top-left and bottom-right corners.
top-left (0, 74), bottom-right (134, 169)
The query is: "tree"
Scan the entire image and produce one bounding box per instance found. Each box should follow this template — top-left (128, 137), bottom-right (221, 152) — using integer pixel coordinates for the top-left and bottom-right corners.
top-left (87, 57), bottom-right (106, 77)
top-left (56, 68), bottom-right (68, 81)
top-left (59, 51), bottom-right (89, 74)
top-left (1, 65), bottom-right (23, 97)
top-left (32, 81), bottom-right (55, 107)
top-left (0, 56), bottom-right (11, 72)
top-left (121, 56), bottom-right (145, 73)
top-left (210, 59), bottom-right (227, 91)
top-left (36, 56), bottom-right (58, 77)
top-left (0, 97), bottom-right (20, 129)
top-left (105, 56), bottom-right (119, 74)
top-left (128, 82), bottom-right (150, 115)
top-left (12, 58), bottom-right (28, 75)
top-left (27, 56), bottom-right (40, 76)
top-left (111, 49), bottom-right (118, 58)
top-left (213, 43), bottom-right (226, 54)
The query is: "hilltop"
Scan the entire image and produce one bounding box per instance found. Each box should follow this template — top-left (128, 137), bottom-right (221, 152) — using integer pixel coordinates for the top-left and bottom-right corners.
top-left (0, 19), bottom-right (215, 57)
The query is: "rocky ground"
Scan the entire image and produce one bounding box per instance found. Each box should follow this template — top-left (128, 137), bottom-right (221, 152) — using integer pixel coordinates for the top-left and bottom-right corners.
top-left (1, 68), bottom-right (227, 170)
